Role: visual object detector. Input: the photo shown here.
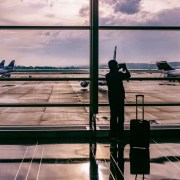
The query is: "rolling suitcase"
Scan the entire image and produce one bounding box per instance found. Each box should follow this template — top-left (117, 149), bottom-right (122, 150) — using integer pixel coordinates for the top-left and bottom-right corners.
top-left (130, 95), bottom-right (150, 149)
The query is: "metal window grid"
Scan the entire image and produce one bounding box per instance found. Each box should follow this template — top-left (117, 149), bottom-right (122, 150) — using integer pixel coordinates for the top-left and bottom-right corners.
top-left (0, 0), bottom-right (180, 129)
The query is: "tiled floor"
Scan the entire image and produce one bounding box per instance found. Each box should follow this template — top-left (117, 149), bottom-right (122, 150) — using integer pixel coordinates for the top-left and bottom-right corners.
top-left (0, 73), bottom-right (180, 126)
top-left (0, 138), bottom-right (179, 180)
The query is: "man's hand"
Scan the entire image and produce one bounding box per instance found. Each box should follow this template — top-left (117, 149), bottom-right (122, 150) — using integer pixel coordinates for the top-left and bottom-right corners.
top-left (123, 64), bottom-right (127, 71)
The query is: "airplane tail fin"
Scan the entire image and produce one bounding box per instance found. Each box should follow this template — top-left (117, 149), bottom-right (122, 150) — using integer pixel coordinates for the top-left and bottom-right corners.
top-left (5, 60), bottom-right (15, 70)
top-left (0, 60), bottom-right (5, 68)
top-left (156, 61), bottom-right (175, 71)
top-left (113, 46), bottom-right (117, 60)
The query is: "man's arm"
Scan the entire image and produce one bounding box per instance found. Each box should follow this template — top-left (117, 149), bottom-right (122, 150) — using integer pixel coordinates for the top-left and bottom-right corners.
top-left (125, 68), bottom-right (131, 78)
top-left (120, 65), bottom-right (131, 79)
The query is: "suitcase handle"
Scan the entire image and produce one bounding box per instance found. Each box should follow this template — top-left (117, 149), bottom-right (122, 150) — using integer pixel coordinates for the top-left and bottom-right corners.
top-left (136, 95), bottom-right (144, 121)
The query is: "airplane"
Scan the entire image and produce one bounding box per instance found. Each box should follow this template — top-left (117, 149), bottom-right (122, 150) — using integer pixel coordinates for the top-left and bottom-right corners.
top-left (80, 46), bottom-right (118, 88)
top-left (0, 60), bottom-right (15, 78)
top-left (156, 61), bottom-right (180, 77)
top-left (0, 60), bottom-right (5, 68)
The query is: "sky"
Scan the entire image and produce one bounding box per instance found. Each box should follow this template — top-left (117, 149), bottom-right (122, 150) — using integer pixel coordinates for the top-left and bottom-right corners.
top-left (0, 0), bottom-right (180, 66)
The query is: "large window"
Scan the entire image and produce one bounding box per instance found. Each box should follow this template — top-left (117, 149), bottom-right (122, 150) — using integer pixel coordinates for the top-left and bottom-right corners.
top-left (0, 0), bottom-right (180, 127)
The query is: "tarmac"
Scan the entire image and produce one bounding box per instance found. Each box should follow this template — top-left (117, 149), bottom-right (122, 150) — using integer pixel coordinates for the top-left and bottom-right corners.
top-left (0, 72), bottom-right (179, 126)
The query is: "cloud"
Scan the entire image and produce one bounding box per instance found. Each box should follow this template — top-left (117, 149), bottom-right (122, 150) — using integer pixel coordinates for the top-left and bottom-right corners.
top-left (114, 0), bottom-right (141, 14)
top-left (1, 0), bottom-right (180, 66)
top-left (102, 0), bottom-right (141, 14)
top-left (0, 30), bottom-right (90, 66)
top-left (99, 3), bottom-right (180, 26)
top-left (0, 1), bottom-right (89, 26)
top-left (99, 29), bottom-right (180, 64)
top-left (79, 5), bottom-right (89, 17)
top-left (146, 8), bottom-right (180, 26)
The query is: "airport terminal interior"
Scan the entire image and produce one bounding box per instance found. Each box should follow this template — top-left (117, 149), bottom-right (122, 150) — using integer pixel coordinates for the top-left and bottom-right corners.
top-left (0, 0), bottom-right (180, 179)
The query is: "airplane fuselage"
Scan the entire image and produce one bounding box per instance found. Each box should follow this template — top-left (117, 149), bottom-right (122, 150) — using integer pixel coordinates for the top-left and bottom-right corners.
top-left (0, 68), bottom-right (13, 74)
top-left (165, 69), bottom-right (180, 77)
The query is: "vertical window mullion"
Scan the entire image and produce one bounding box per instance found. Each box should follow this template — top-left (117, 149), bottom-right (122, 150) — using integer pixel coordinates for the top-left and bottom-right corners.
top-left (90, 0), bottom-right (99, 128)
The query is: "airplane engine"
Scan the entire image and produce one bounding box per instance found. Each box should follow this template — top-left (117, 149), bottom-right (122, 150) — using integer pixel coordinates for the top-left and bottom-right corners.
top-left (1, 73), bottom-right (11, 78)
top-left (80, 81), bottom-right (89, 88)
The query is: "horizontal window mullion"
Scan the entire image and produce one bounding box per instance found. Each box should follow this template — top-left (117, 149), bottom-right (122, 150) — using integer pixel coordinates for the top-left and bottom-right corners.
top-left (0, 103), bottom-right (90, 107)
top-left (0, 78), bottom-right (90, 81)
top-left (99, 103), bottom-right (180, 106)
top-left (0, 103), bottom-right (179, 107)
top-left (98, 77), bottom-right (180, 81)
top-left (1, 77), bottom-right (180, 81)
top-left (0, 26), bottom-right (91, 30)
top-left (2, 26), bottom-right (180, 30)
top-left (99, 26), bottom-right (180, 30)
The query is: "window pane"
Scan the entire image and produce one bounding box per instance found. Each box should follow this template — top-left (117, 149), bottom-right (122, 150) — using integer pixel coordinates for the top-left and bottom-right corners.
top-left (0, 30), bottom-right (89, 67)
top-left (0, 29), bottom-right (90, 126)
top-left (98, 30), bottom-right (180, 125)
top-left (0, 0), bottom-right (89, 26)
top-left (99, 0), bottom-right (180, 26)
top-left (0, 29), bottom-right (90, 104)
top-left (99, 30), bottom-right (180, 65)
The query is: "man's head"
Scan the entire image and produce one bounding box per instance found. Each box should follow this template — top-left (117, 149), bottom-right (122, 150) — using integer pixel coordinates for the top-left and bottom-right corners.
top-left (108, 60), bottom-right (118, 71)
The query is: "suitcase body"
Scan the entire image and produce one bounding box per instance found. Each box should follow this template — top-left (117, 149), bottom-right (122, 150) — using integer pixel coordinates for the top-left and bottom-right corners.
top-left (130, 95), bottom-right (150, 149)
top-left (130, 148), bottom-right (150, 175)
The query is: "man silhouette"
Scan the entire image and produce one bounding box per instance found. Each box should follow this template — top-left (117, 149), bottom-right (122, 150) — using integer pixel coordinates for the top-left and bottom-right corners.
top-left (106, 60), bottom-right (131, 140)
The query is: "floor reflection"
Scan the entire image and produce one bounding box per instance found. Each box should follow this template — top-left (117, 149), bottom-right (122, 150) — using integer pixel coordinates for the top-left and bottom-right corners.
top-left (90, 142), bottom-right (99, 180)
top-left (0, 138), bottom-right (179, 179)
top-left (109, 141), bottom-right (125, 180)
top-left (130, 148), bottom-right (150, 179)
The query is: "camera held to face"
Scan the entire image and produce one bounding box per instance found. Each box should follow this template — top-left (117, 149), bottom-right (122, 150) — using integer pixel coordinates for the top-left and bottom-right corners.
top-left (118, 63), bottom-right (127, 70)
